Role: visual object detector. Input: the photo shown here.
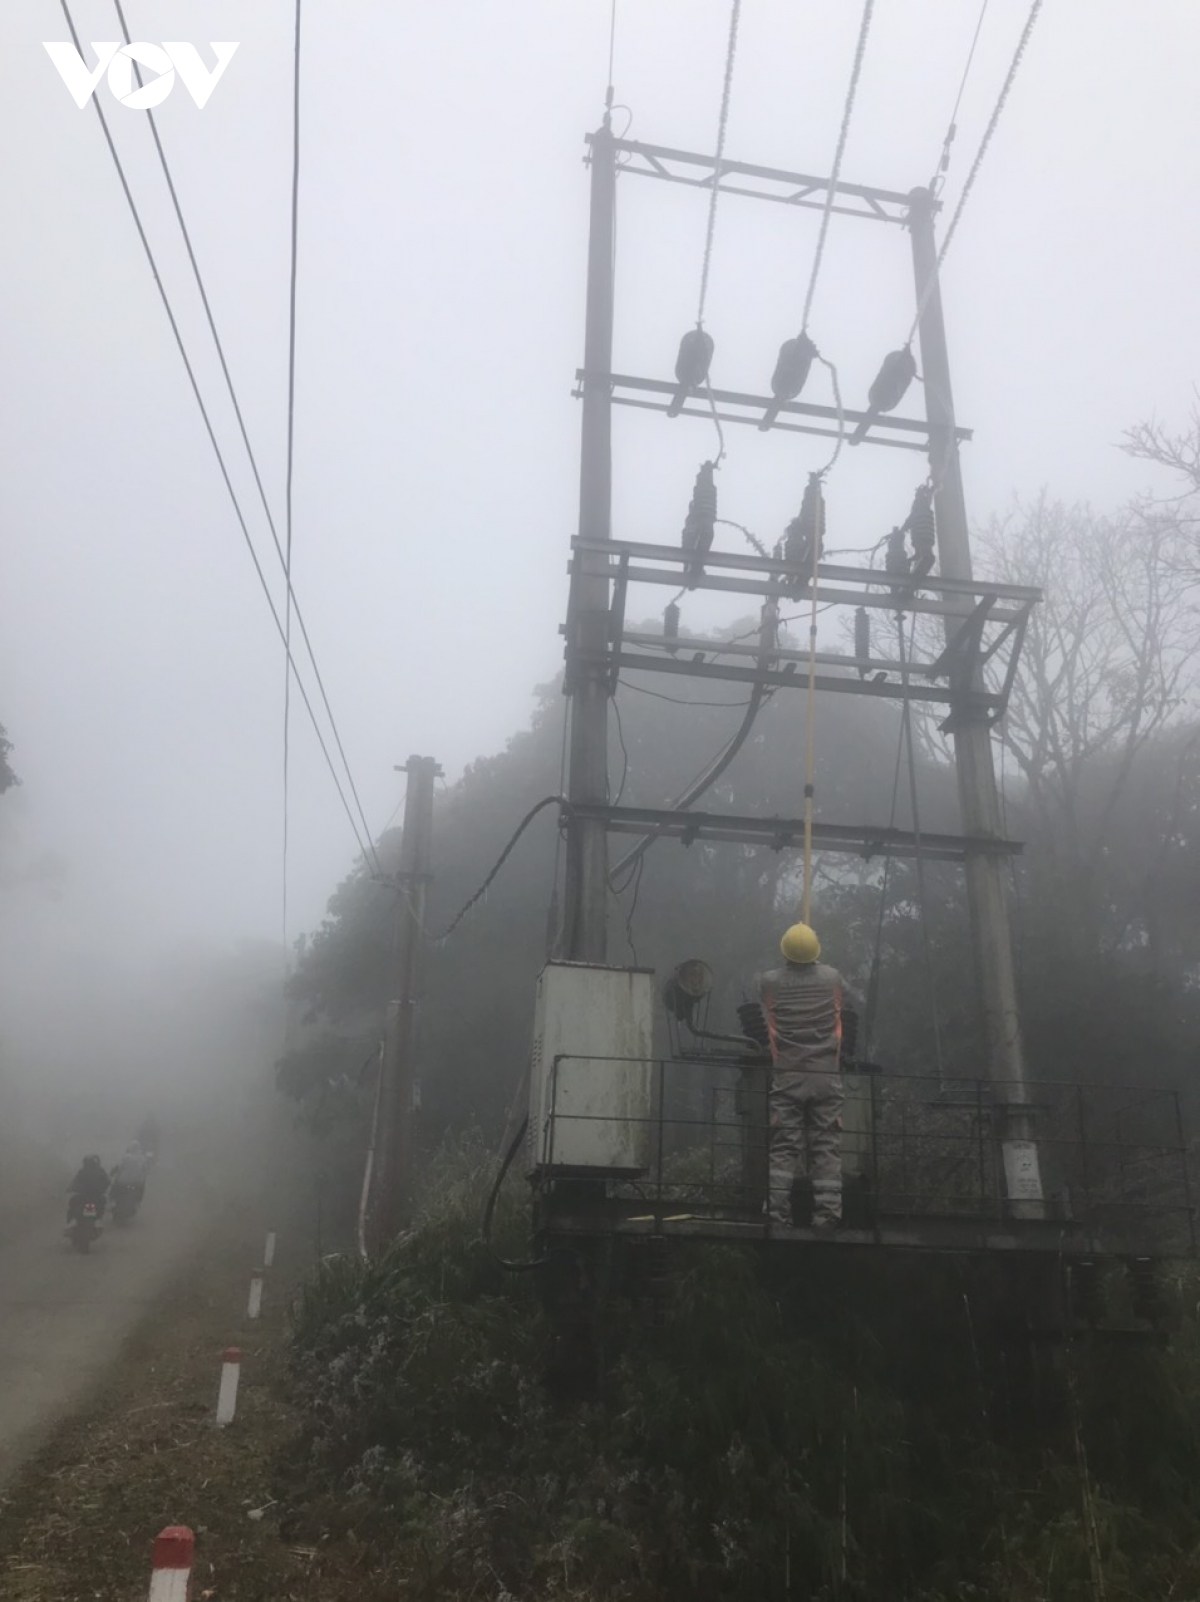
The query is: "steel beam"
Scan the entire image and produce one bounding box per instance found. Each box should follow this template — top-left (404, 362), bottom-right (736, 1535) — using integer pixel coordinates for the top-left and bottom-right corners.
top-left (581, 372), bottom-right (973, 444)
top-left (573, 537), bottom-right (1039, 602)
top-left (606, 649), bottom-right (997, 710)
top-left (591, 134), bottom-right (919, 223)
top-left (575, 802), bottom-right (1021, 862)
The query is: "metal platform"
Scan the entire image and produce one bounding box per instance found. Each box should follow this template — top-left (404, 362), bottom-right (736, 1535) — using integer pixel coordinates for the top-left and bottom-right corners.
top-left (532, 1057), bottom-right (1196, 1262)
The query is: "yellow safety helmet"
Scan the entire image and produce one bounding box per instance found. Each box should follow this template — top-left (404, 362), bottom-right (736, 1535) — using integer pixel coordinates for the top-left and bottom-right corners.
top-left (780, 922), bottom-right (821, 964)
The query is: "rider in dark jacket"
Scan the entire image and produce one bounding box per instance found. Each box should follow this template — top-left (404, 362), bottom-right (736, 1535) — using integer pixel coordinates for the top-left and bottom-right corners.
top-left (67, 1155), bottom-right (110, 1223)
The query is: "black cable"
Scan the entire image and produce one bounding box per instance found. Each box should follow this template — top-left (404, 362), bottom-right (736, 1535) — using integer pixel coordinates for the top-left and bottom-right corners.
top-left (608, 595), bottom-right (782, 883)
top-left (621, 681), bottom-right (755, 709)
top-left (482, 1115), bottom-right (549, 1272)
top-left (109, 0), bottom-right (383, 882)
top-left (434, 796), bottom-right (568, 943)
top-left (65, 0), bottom-right (373, 870)
top-left (611, 694), bottom-right (630, 806)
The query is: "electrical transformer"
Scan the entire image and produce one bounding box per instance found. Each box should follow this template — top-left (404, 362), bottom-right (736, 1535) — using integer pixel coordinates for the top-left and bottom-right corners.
top-left (528, 962), bottom-right (655, 1174)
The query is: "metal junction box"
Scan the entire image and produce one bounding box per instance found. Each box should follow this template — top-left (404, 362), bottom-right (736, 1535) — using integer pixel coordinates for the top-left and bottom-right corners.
top-left (528, 962), bottom-right (655, 1174)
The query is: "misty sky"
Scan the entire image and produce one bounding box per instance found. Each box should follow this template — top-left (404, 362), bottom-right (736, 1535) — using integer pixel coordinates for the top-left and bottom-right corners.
top-left (3, 0), bottom-right (1199, 1014)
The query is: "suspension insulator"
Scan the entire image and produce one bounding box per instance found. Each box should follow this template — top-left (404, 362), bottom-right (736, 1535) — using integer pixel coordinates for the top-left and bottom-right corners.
top-left (667, 326), bottom-right (715, 417)
top-left (782, 473), bottom-right (825, 598)
top-left (850, 346), bottom-right (918, 444)
top-left (854, 605), bottom-right (870, 678)
top-left (663, 600), bottom-right (681, 654)
top-left (682, 461), bottom-right (717, 589)
top-left (885, 525), bottom-right (910, 587)
top-left (905, 483), bottom-right (937, 578)
top-left (759, 332), bottom-right (818, 431)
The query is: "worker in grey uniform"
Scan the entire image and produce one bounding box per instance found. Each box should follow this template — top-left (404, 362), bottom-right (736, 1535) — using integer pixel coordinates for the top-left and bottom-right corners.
top-left (758, 921), bottom-right (849, 1228)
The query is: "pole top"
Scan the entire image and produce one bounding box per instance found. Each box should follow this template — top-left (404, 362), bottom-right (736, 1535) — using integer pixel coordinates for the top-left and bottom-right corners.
top-left (222, 1346), bottom-right (242, 1364)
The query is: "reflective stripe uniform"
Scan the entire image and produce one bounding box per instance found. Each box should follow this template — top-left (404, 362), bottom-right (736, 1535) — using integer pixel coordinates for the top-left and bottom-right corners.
top-left (758, 962), bottom-right (847, 1225)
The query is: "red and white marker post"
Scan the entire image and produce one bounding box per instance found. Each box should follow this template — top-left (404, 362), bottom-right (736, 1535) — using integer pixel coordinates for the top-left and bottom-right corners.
top-left (215, 1346), bottom-right (241, 1427)
top-left (148, 1525), bottom-right (193, 1601)
top-left (247, 1271), bottom-right (263, 1320)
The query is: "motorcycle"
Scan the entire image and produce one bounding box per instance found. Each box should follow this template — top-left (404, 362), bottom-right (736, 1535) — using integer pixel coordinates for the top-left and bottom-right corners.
top-left (111, 1182), bottom-right (142, 1226)
top-left (66, 1199), bottom-right (102, 1253)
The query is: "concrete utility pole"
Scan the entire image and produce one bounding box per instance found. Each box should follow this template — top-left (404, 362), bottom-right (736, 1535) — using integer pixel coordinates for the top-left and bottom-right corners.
top-left (907, 187), bottom-right (1041, 1206)
top-left (375, 754), bottom-right (440, 1239)
top-left (562, 121), bottom-right (617, 964)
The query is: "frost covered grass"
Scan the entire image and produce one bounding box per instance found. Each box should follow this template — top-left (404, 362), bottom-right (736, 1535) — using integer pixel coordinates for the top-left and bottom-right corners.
top-left (284, 1136), bottom-right (1200, 1601)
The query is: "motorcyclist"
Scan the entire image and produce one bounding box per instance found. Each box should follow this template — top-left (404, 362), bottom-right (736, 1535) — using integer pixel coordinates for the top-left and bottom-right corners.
top-left (67, 1155), bottom-right (110, 1224)
top-left (111, 1141), bottom-right (151, 1206)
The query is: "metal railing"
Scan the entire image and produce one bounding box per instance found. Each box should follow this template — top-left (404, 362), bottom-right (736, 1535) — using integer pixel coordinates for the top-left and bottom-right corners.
top-left (533, 1055), bottom-right (1195, 1257)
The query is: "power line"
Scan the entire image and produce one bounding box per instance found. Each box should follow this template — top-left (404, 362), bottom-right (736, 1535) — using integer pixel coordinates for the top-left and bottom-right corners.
top-left (107, 0), bottom-right (383, 880)
top-left (929, 0), bottom-right (992, 195)
top-left (66, 0), bottom-right (372, 868)
top-left (800, 0), bottom-right (877, 334)
top-left (620, 681), bottom-right (755, 710)
top-left (695, 0), bottom-right (743, 330)
top-left (909, 0), bottom-right (1043, 340)
top-left (611, 693), bottom-right (630, 806)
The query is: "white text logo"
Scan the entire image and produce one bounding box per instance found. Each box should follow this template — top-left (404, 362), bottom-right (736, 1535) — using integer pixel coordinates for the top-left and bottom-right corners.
top-left (43, 41), bottom-right (240, 110)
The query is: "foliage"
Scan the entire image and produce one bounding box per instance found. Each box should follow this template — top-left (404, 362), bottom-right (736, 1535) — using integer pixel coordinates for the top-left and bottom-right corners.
top-left (285, 1144), bottom-right (1200, 1601)
top-left (0, 723), bottom-right (17, 796)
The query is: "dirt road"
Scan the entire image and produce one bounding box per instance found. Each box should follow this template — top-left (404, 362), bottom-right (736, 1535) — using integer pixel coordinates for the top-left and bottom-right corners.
top-left (0, 1153), bottom-right (219, 1490)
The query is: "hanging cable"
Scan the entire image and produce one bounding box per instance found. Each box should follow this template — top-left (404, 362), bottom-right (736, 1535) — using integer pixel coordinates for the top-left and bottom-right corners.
top-left (282, 0), bottom-right (304, 954)
top-left (799, 0), bottom-right (876, 334)
top-left (66, 0), bottom-right (374, 870)
top-left (435, 796), bottom-right (567, 944)
top-left (108, 0), bottom-right (383, 880)
top-left (909, 0), bottom-right (1044, 342)
top-left (608, 591), bottom-right (779, 884)
top-left (611, 694), bottom-right (630, 806)
top-left (929, 0), bottom-right (992, 196)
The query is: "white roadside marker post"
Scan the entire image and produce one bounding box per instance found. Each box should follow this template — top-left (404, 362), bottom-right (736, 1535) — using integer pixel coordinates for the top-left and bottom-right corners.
top-left (247, 1272), bottom-right (263, 1320)
top-left (215, 1347), bottom-right (241, 1427)
top-left (148, 1525), bottom-right (193, 1601)
top-left (263, 1231), bottom-right (276, 1268)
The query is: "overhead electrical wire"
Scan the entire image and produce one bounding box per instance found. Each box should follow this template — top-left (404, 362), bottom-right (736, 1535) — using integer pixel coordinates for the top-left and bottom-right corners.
top-left (65, 0), bottom-right (374, 869)
top-left (909, 0), bottom-right (1044, 342)
top-left (695, 0), bottom-right (742, 334)
top-left (105, 0), bottom-right (383, 882)
top-left (799, 0), bottom-right (877, 335)
top-left (928, 0), bottom-right (992, 196)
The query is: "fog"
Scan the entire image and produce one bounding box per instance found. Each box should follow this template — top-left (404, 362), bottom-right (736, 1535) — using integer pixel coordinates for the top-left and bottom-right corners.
top-left (2, 2), bottom-right (1199, 1111)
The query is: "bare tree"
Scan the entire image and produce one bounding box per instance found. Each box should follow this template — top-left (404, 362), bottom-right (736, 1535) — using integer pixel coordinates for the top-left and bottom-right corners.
top-left (978, 496), bottom-right (1194, 954)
